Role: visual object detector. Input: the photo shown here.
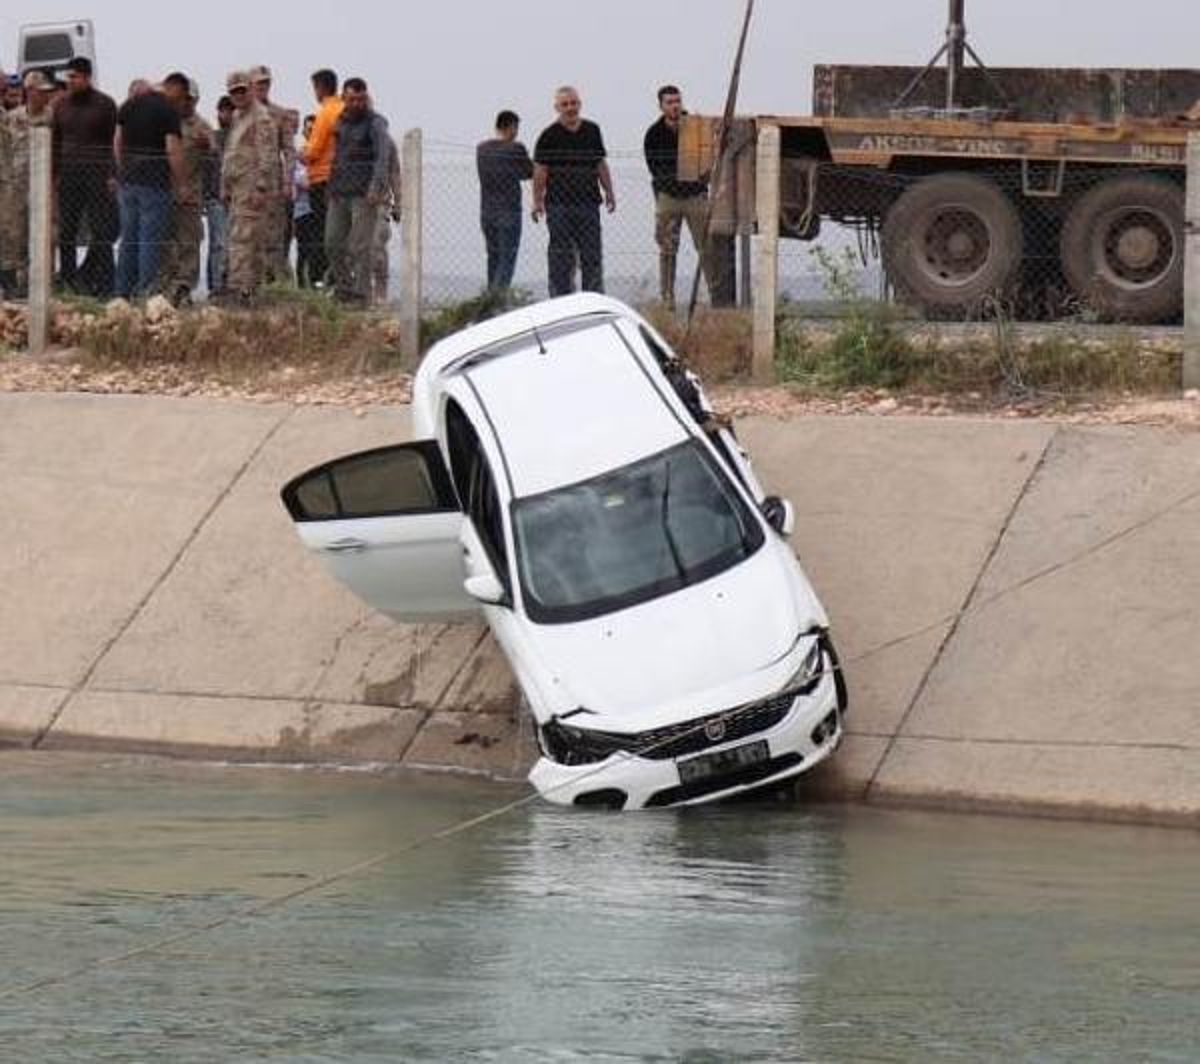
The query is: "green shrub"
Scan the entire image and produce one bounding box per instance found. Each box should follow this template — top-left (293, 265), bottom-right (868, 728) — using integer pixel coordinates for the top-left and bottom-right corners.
top-left (420, 289), bottom-right (533, 349)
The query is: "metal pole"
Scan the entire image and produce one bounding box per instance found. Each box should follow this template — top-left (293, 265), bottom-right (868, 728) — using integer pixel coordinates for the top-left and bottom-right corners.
top-left (685, 0), bottom-right (756, 331)
top-left (751, 124), bottom-right (780, 383)
top-left (27, 126), bottom-right (53, 356)
top-left (1184, 131), bottom-right (1200, 391)
top-left (399, 128), bottom-right (423, 365)
top-left (739, 232), bottom-right (752, 307)
top-left (946, 0), bottom-right (967, 110)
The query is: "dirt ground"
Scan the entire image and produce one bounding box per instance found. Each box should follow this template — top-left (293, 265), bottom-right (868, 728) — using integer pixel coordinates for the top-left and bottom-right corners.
top-left (2, 346), bottom-right (1199, 429)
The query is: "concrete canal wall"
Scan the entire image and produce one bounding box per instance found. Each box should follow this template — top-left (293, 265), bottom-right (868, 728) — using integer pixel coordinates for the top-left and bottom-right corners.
top-left (2, 393), bottom-right (1197, 825)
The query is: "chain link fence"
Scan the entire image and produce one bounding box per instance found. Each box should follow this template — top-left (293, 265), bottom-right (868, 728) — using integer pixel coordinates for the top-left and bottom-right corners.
top-left (7, 136), bottom-right (1191, 323)
top-left (423, 140), bottom-right (729, 310)
top-left (6, 121), bottom-right (1199, 389)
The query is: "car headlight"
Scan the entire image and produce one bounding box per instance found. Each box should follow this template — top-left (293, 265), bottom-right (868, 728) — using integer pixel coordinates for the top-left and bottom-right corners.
top-left (540, 718), bottom-right (631, 766)
top-left (783, 638), bottom-right (825, 696)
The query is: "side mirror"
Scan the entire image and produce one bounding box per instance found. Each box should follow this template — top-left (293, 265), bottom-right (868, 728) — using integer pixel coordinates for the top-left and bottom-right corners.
top-left (464, 572), bottom-right (507, 605)
top-left (761, 496), bottom-right (795, 537)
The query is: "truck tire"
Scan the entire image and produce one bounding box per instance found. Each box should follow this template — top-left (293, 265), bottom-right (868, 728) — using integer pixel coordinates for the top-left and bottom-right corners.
top-left (883, 173), bottom-right (1023, 318)
top-left (1060, 176), bottom-right (1184, 324)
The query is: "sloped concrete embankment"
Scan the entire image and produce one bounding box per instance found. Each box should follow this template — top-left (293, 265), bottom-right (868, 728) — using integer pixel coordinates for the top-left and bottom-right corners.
top-left (1, 394), bottom-right (1197, 824)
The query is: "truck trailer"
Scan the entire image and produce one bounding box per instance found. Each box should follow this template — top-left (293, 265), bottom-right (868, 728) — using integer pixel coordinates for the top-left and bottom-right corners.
top-left (683, 1), bottom-right (1200, 323)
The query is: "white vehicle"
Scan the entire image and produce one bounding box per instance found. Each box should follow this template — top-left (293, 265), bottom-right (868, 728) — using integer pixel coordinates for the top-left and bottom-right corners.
top-left (281, 295), bottom-right (847, 810)
top-left (16, 20), bottom-right (96, 82)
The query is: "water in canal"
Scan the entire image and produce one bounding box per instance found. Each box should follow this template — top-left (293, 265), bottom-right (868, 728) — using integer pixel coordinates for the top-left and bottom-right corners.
top-left (1, 752), bottom-right (1196, 1062)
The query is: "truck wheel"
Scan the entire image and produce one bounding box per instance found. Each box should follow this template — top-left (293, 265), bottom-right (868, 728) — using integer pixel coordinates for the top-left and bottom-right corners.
top-left (1061, 176), bottom-right (1184, 324)
top-left (883, 173), bottom-right (1023, 318)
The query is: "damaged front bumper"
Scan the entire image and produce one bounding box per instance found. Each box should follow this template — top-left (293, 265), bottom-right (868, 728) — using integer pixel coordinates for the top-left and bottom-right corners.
top-left (528, 664), bottom-right (845, 811)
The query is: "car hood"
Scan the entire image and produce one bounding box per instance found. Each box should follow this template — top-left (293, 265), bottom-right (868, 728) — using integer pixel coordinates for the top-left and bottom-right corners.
top-left (518, 542), bottom-right (825, 729)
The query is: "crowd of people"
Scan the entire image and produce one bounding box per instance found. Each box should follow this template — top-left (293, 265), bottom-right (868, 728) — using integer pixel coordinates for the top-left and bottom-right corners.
top-left (0, 60), bottom-right (724, 310)
top-left (476, 83), bottom-right (725, 307)
top-left (0, 58), bottom-right (401, 307)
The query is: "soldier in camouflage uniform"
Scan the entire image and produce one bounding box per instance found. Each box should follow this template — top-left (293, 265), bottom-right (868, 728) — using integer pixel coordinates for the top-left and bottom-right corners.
top-left (249, 65), bottom-right (298, 284)
top-left (161, 76), bottom-right (213, 304)
top-left (1, 71), bottom-right (55, 298)
top-left (221, 70), bottom-right (280, 303)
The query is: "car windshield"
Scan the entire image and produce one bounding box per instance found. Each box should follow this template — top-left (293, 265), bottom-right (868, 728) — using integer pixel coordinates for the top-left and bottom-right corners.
top-left (512, 440), bottom-right (764, 624)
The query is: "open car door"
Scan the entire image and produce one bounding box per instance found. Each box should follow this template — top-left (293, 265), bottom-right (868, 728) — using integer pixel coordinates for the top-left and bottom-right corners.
top-left (281, 441), bottom-right (478, 623)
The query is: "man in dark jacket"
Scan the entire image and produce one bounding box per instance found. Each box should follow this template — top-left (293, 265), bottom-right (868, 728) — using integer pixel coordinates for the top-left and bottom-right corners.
top-left (643, 85), bottom-right (714, 309)
top-left (326, 77), bottom-right (390, 304)
top-left (476, 110), bottom-right (532, 291)
top-left (52, 57), bottom-right (119, 296)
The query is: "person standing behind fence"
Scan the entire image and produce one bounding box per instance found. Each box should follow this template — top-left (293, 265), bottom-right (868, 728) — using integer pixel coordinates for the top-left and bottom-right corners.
top-left (0, 84), bottom-right (13, 298)
top-left (114, 76), bottom-right (185, 300)
top-left (303, 69), bottom-right (342, 288)
top-left (249, 65), bottom-right (297, 285)
top-left (221, 70), bottom-right (280, 305)
top-left (204, 95), bottom-right (234, 296)
top-left (476, 110), bottom-right (532, 292)
top-left (371, 132), bottom-right (402, 304)
top-left (293, 116), bottom-right (319, 287)
top-left (532, 86), bottom-right (616, 297)
top-left (643, 85), bottom-right (714, 310)
top-left (52, 57), bottom-right (119, 298)
top-left (326, 78), bottom-right (390, 305)
top-left (0, 71), bottom-right (55, 298)
top-left (161, 77), bottom-right (213, 305)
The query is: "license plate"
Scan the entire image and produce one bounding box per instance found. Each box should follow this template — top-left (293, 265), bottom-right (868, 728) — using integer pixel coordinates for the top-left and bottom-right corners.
top-left (678, 740), bottom-right (769, 785)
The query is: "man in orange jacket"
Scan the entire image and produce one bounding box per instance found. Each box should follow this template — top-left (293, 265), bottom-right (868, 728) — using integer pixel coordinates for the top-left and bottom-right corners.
top-left (302, 68), bottom-right (343, 286)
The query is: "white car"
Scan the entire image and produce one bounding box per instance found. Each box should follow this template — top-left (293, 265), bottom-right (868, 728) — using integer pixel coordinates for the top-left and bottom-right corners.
top-left (281, 294), bottom-right (847, 810)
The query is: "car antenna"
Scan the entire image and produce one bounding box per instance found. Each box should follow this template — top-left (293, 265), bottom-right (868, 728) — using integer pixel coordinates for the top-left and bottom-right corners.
top-left (531, 321), bottom-right (548, 355)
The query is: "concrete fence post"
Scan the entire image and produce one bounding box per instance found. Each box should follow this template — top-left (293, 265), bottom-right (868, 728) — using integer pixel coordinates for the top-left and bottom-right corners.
top-left (26, 125), bottom-right (53, 356)
top-left (399, 128), bottom-right (423, 364)
top-left (751, 123), bottom-right (781, 383)
top-left (1184, 132), bottom-right (1200, 392)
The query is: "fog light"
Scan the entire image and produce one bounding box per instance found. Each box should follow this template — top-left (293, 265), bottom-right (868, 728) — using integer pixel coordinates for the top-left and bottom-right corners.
top-left (810, 710), bottom-right (840, 746)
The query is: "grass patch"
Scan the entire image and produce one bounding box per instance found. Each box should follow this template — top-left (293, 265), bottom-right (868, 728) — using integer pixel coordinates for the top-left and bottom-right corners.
top-left (774, 247), bottom-right (1181, 399)
top-left (639, 304), bottom-right (753, 382)
top-left (776, 248), bottom-right (913, 389)
top-left (420, 288), bottom-right (533, 349)
top-left (50, 290), bottom-right (406, 387)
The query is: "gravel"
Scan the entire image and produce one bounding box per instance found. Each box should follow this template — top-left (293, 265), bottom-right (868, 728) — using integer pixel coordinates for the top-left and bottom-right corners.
top-left (3, 347), bottom-right (1198, 429)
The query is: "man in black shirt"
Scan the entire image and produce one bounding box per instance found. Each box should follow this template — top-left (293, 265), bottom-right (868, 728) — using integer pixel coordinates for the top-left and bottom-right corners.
top-left (114, 75), bottom-right (184, 298)
top-left (476, 110), bottom-right (533, 292)
top-left (643, 85), bottom-right (715, 309)
top-left (532, 86), bottom-right (616, 297)
top-left (52, 57), bottom-right (119, 297)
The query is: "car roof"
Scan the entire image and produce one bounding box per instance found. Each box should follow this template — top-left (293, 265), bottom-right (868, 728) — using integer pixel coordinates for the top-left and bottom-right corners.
top-left (454, 306), bottom-right (689, 498)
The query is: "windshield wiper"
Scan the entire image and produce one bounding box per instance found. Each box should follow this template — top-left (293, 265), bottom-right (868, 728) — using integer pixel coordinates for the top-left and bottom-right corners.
top-left (660, 459), bottom-right (688, 585)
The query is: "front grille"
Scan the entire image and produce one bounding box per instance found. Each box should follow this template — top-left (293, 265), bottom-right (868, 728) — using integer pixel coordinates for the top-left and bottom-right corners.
top-left (541, 669), bottom-right (821, 767)
top-left (630, 690), bottom-right (799, 760)
top-left (645, 753), bottom-right (805, 807)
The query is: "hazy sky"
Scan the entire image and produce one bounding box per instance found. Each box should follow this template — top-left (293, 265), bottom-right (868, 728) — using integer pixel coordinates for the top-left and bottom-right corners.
top-left (3, 0), bottom-right (1199, 152)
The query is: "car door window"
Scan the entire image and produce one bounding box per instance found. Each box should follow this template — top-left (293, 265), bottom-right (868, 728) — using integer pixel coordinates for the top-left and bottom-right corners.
top-left (445, 400), bottom-right (510, 587)
top-left (283, 441), bottom-right (456, 522)
top-left (468, 453), bottom-right (507, 571)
